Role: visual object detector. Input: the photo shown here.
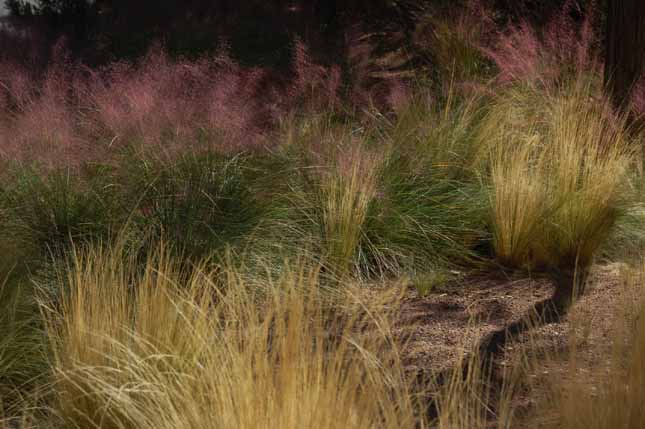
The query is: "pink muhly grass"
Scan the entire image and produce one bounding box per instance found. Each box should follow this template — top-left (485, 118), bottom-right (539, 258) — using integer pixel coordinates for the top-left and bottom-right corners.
top-left (344, 27), bottom-right (413, 114)
top-left (87, 47), bottom-right (269, 152)
top-left (0, 62), bottom-right (35, 115)
top-left (0, 33), bottom-right (414, 166)
top-left (384, 79), bottom-right (411, 113)
top-left (1, 45), bottom-right (275, 165)
top-left (287, 35), bottom-right (410, 116)
top-left (202, 55), bottom-right (268, 151)
top-left (88, 54), bottom-right (196, 145)
top-left (632, 76), bottom-right (645, 121)
top-left (0, 42), bottom-right (88, 167)
top-left (10, 94), bottom-right (80, 165)
top-left (481, 1), bottom-right (601, 86)
top-left (344, 28), bottom-right (374, 109)
top-left (289, 39), bottom-right (342, 113)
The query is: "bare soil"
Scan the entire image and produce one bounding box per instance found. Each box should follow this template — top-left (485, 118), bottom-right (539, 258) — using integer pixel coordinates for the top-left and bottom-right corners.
top-left (397, 262), bottom-right (633, 425)
top-left (399, 272), bottom-right (554, 375)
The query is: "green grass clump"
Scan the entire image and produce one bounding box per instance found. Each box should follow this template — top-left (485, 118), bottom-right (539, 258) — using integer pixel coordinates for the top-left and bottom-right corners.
top-left (364, 90), bottom-right (488, 275)
top-left (120, 151), bottom-right (263, 261)
top-left (364, 161), bottom-right (486, 275)
top-left (260, 134), bottom-right (382, 278)
top-left (0, 276), bottom-right (45, 408)
top-left (0, 166), bottom-right (123, 259)
top-left (386, 87), bottom-right (485, 179)
top-left (260, 109), bottom-right (487, 280)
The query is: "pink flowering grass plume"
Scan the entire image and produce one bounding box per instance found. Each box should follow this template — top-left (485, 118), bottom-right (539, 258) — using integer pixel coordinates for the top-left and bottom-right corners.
top-left (288, 39), bottom-right (342, 113)
top-left (1, 42), bottom-right (276, 165)
top-left (0, 29), bottom-right (419, 167)
top-left (0, 40), bottom-right (88, 167)
top-left (344, 27), bottom-right (414, 114)
top-left (631, 75), bottom-right (645, 122)
top-left (286, 34), bottom-right (412, 118)
top-left (481, 0), bottom-right (601, 87)
top-left (0, 62), bottom-right (35, 116)
top-left (202, 54), bottom-right (269, 151)
top-left (87, 46), bottom-right (268, 152)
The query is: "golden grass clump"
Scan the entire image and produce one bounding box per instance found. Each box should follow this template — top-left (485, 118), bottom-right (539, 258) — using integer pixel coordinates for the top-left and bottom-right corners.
top-left (482, 80), bottom-right (634, 270)
top-left (489, 135), bottom-right (549, 268)
top-left (40, 243), bottom-right (423, 429)
top-left (321, 147), bottom-right (381, 277)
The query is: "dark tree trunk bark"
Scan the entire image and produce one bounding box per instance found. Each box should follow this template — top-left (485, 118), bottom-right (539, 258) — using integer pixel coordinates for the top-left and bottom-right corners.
top-left (605, 0), bottom-right (645, 110)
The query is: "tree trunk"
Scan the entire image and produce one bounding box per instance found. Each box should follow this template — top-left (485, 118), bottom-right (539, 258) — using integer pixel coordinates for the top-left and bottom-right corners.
top-left (605, 0), bottom-right (645, 110)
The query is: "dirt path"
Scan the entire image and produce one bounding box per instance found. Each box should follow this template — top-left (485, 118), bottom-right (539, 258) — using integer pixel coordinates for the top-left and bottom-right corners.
top-left (399, 272), bottom-right (554, 375)
top-left (397, 263), bottom-right (633, 424)
top-left (497, 262), bottom-right (636, 426)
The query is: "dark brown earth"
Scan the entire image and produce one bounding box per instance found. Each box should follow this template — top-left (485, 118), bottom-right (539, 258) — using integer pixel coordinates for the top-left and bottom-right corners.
top-left (399, 272), bottom-right (554, 375)
top-left (396, 262), bottom-right (634, 425)
top-left (499, 262), bottom-right (637, 426)
top-left (500, 262), bottom-right (632, 366)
